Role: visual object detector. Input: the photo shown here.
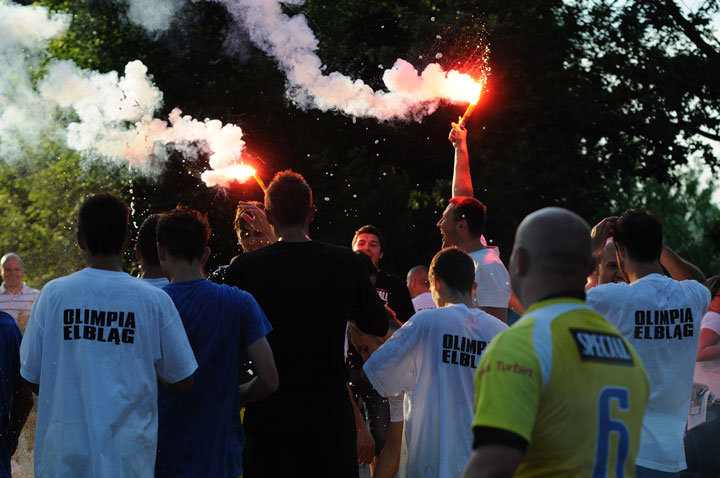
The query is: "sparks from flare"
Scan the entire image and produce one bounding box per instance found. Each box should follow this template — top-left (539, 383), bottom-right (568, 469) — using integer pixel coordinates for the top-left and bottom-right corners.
top-left (453, 75), bottom-right (485, 129)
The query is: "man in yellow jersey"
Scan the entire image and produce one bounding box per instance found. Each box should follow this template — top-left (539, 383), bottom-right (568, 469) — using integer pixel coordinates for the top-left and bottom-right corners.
top-left (464, 207), bottom-right (650, 478)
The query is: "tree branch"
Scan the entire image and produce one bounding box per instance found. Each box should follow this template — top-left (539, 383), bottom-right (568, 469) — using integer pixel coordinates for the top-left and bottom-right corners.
top-left (660, 0), bottom-right (720, 61)
top-left (696, 127), bottom-right (720, 142)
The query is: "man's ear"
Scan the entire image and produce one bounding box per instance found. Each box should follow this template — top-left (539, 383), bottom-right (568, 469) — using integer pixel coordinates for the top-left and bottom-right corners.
top-left (432, 276), bottom-right (443, 295)
top-left (308, 204), bottom-right (316, 223)
top-left (514, 247), bottom-right (530, 277)
top-left (135, 243), bottom-right (142, 261)
top-left (471, 281), bottom-right (477, 298)
top-left (77, 230), bottom-right (87, 252)
top-left (201, 246), bottom-right (211, 268)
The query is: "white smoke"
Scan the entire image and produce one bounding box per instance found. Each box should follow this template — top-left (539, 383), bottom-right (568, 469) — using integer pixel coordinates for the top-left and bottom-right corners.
top-left (124, 0), bottom-right (485, 121)
top-left (125, 0), bottom-right (183, 34)
top-left (0, 2), bottom-right (72, 160)
top-left (0, 1), bottom-right (250, 182)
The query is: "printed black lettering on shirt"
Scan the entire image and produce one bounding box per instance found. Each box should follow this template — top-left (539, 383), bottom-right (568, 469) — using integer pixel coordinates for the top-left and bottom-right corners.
top-left (441, 333), bottom-right (487, 369)
top-left (569, 329), bottom-right (634, 365)
top-left (631, 308), bottom-right (695, 340)
top-left (62, 308), bottom-right (136, 345)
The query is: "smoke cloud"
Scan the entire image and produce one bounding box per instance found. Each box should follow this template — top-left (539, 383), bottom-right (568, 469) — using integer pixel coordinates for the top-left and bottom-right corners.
top-left (1, 1), bottom-right (249, 182)
top-left (127, 0), bottom-right (485, 121)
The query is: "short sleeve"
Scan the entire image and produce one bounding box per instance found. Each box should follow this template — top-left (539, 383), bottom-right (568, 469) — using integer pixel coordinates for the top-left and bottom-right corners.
top-left (687, 280), bottom-right (711, 313)
top-left (238, 290), bottom-right (272, 347)
top-left (474, 261), bottom-right (511, 308)
top-left (585, 284), bottom-right (619, 327)
top-left (20, 287), bottom-right (48, 384)
top-left (363, 325), bottom-right (418, 397)
top-left (388, 393), bottom-right (404, 422)
top-left (472, 329), bottom-right (542, 443)
top-left (156, 295), bottom-right (198, 383)
top-left (701, 311), bottom-right (720, 335)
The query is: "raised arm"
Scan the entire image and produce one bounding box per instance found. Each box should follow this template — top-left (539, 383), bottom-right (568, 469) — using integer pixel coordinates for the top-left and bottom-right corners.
top-left (660, 244), bottom-right (707, 286)
top-left (449, 124), bottom-right (473, 198)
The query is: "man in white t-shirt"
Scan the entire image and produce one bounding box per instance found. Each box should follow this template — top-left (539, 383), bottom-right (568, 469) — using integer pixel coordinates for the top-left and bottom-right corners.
top-left (364, 247), bottom-right (508, 477)
top-left (587, 210), bottom-right (711, 477)
top-left (441, 124), bottom-right (512, 322)
top-left (20, 193), bottom-right (198, 478)
top-left (406, 265), bottom-right (436, 312)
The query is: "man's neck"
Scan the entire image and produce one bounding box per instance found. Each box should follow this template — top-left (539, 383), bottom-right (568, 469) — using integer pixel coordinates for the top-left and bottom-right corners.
top-left (438, 292), bottom-right (474, 309)
top-left (139, 265), bottom-right (165, 280)
top-left (275, 225), bottom-right (311, 242)
top-left (2, 283), bottom-right (22, 294)
top-left (625, 260), bottom-right (663, 284)
top-left (459, 237), bottom-right (485, 254)
top-left (85, 254), bottom-right (124, 272)
top-left (165, 258), bottom-right (204, 283)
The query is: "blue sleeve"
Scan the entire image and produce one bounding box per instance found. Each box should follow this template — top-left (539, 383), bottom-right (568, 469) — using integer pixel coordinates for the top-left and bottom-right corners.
top-left (238, 291), bottom-right (272, 347)
top-left (1, 313), bottom-right (22, 394)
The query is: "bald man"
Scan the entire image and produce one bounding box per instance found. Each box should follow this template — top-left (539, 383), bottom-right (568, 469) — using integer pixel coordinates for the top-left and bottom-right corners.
top-left (464, 207), bottom-right (649, 478)
top-left (407, 265), bottom-right (436, 312)
top-left (0, 253), bottom-right (39, 329)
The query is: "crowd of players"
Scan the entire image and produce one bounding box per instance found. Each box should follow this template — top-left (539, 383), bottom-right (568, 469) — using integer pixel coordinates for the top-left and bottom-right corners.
top-left (1, 125), bottom-right (719, 478)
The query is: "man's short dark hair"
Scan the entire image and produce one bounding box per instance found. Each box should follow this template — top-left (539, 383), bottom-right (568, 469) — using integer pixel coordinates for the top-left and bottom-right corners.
top-left (429, 247), bottom-right (475, 295)
top-left (77, 193), bottom-right (129, 256)
top-left (613, 210), bottom-right (662, 263)
top-left (233, 201), bottom-right (265, 233)
top-left (449, 197), bottom-right (487, 238)
top-left (156, 207), bottom-right (211, 263)
top-left (137, 214), bottom-right (161, 267)
top-left (352, 225), bottom-right (385, 253)
top-left (265, 170), bottom-right (312, 227)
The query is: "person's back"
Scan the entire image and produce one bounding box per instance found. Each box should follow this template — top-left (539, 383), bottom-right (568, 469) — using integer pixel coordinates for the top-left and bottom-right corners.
top-left (366, 303), bottom-right (507, 477)
top-left (156, 280), bottom-right (271, 477)
top-left (586, 210), bottom-right (710, 474)
top-left (474, 299), bottom-right (648, 476)
top-left (227, 240), bottom-right (383, 391)
top-left (19, 193), bottom-right (197, 478)
top-left (465, 208), bottom-right (649, 478)
top-left (22, 269), bottom-right (195, 477)
top-left (223, 170), bottom-right (387, 477)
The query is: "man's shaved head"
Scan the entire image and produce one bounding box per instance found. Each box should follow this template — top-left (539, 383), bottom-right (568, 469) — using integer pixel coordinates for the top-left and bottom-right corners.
top-left (510, 208), bottom-right (592, 306)
top-left (407, 265), bottom-right (429, 284)
top-left (406, 265), bottom-right (430, 298)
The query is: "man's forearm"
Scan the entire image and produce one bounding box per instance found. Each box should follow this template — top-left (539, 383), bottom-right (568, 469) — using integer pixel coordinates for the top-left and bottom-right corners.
top-left (453, 145), bottom-right (473, 197)
top-left (238, 376), bottom-right (276, 404)
top-left (660, 245), bottom-right (707, 286)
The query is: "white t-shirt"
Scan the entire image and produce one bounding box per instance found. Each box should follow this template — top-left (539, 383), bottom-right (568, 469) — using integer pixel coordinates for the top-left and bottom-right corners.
top-left (411, 291), bottom-right (436, 312)
top-left (586, 274), bottom-right (710, 472)
top-left (20, 268), bottom-right (198, 478)
top-left (694, 311), bottom-right (720, 396)
top-left (468, 248), bottom-right (511, 308)
top-left (363, 304), bottom-right (508, 478)
top-left (141, 277), bottom-right (170, 288)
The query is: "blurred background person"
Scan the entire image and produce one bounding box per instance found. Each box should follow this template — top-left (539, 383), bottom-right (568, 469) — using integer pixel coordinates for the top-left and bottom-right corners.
top-left (0, 253), bottom-right (38, 330)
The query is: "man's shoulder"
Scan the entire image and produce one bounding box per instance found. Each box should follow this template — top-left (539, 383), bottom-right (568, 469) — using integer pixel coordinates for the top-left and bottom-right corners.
top-left (0, 310), bottom-right (19, 332)
top-left (22, 284), bottom-right (40, 295)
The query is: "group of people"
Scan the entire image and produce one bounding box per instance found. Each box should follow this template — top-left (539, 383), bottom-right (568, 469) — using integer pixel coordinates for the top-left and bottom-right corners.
top-left (0, 125), bottom-right (718, 478)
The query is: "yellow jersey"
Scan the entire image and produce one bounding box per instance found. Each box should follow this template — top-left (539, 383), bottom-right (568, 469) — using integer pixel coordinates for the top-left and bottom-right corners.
top-left (471, 298), bottom-right (650, 477)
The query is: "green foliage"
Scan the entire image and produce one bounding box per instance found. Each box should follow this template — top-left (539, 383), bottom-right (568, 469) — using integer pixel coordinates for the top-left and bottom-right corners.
top-left (2, 0), bottom-right (717, 282)
top-left (0, 141), bottom-right (125, 287)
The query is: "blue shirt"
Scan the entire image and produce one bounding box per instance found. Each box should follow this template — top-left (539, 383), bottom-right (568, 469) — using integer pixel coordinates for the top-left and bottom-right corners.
top-left (0, 311), bottom-right (22, 478)
top-left (156, 279), bottom-right (272, 478)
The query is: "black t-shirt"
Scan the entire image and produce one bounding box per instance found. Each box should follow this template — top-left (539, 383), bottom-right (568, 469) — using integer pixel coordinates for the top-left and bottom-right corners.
top-left (375, 269), bottom-right (415, 323)
top-left (224, 241), bottom-right (388, 394)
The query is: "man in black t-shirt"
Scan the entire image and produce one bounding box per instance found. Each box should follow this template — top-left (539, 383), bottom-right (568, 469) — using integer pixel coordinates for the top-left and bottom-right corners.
top-left (224, 170), bottom-right (387, 478)
top-left (351, 225), bottom-right (415, 323)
